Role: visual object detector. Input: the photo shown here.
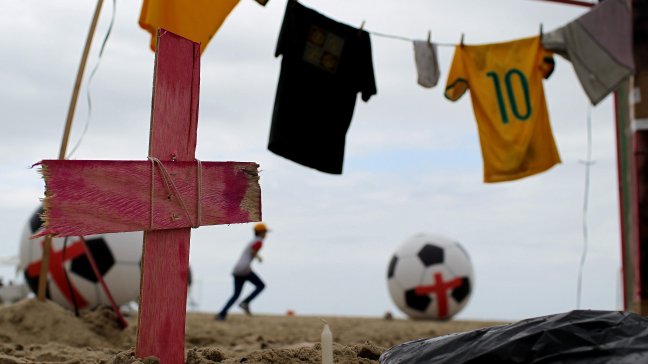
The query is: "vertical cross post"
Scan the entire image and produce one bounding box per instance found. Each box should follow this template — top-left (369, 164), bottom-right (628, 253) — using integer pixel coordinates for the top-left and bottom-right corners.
top-left (135, 29), bottom-right (200, 363)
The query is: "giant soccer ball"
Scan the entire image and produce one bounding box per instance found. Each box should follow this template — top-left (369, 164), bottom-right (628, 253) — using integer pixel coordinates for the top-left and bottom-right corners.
top-left (387, 233), bottom-right (474, 320)
top-left (18, 206), bottom-right (142, 310)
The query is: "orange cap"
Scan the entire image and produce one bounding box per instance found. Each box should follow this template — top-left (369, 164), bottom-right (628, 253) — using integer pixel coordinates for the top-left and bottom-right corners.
top-left (254, 222), bottom-right (269, 232)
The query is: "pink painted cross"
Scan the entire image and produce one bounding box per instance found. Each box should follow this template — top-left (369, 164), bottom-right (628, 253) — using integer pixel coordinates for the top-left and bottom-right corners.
top-left (35, 30), bottom-right (261, 363)
top-left (415, 272), bottom-right (463, 319)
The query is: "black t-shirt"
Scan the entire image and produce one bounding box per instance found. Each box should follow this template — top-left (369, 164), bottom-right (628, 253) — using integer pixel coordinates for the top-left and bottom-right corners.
top-left (268, 1), bottom-right (377, 174)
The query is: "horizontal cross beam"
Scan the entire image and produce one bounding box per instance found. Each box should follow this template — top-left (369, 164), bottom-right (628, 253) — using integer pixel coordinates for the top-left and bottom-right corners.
top-left (36, 159), bottom-right (260, 237)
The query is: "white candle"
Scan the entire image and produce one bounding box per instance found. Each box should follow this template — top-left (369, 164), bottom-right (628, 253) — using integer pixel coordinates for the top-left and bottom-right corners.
top-left (321, 321), bottom-right (333, 364)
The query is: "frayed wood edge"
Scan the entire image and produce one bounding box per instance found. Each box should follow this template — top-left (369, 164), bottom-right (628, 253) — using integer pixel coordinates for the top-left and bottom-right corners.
top-left (240, 163), bottom-right (262, 222)
top-left (31, 163), bottom-right (55, 239)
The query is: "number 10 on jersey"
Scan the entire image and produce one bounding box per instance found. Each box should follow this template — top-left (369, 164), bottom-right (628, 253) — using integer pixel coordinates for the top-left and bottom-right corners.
top-left (486, 69), bottom-right (532, 124)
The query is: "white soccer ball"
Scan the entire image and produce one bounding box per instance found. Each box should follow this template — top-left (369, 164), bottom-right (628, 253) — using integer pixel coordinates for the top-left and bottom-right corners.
top-left (387, 233), bottom-right (474, 320)
top-left (18, 206), bottom-right (142, 310)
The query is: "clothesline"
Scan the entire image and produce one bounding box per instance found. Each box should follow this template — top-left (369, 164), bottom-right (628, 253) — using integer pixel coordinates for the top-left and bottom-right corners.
top-left (356, 0), bottom-right (596, 47)
top-left (367, 29), bottom-right (456, 47)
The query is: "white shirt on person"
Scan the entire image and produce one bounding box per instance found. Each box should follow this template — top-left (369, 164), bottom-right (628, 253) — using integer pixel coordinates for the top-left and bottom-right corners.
top-left (232, 237), bottom-right (263, 276)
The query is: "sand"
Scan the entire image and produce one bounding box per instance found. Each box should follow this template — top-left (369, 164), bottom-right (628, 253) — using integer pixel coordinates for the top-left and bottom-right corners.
top-left (0, 299), bottom-right (505, 363)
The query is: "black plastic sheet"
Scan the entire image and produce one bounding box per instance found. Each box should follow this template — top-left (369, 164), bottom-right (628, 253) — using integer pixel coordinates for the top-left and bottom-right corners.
top-left (380, 310), bottom-right (648, 364)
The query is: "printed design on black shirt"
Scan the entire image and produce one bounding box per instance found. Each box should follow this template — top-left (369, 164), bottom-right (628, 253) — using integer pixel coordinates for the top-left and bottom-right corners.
top-left (302, 25), bottom-right (345, 74)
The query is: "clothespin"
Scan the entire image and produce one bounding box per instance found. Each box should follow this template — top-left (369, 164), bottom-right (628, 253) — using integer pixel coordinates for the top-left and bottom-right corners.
top-left (460, 33), bottom-right (465, 47)
top-left (427, 30), bottom-right (432, 45)
top-left (358, 20), bottom-right (366, 36)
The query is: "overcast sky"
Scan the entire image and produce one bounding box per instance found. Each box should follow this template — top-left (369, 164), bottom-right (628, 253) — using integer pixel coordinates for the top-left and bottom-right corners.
top-left (0, 0), bottom-right (622, 321)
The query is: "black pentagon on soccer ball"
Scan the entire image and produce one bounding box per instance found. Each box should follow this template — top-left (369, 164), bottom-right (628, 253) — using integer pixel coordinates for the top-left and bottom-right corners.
top-left (405, 288), bottom-right (432, 312)
top-left (29, 206), bottom-right (45, 233)
top-left (23, 270), bottom-right (51, 299)
top-left (70, 237), bottom-right (115, 283)
top-left (452, 277), bottom-right (471, 303)
top-left (387, 255), bottom-right (398, 279)
top-left (417, 244), bottom-right (444, 267)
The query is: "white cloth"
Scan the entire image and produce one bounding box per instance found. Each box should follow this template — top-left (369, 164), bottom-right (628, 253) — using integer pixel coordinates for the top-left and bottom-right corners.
top-left (413, 40), bottom-right (440, 88)
top-left (542, 0), bottom-right (634, 105)
top-left (232, 237), bottom-right (263, 276)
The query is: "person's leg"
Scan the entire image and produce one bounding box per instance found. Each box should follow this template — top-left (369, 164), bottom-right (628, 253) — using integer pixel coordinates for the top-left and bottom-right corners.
top-left (240, 271), bottom-right (265, 305)
top-left (217, 275), bottom-right (245, 319)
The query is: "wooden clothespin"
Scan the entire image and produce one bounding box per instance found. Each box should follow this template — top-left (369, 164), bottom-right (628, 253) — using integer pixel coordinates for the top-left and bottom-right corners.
top-left (460, 33), bottom-right (465, 47)
top-left (358, 20), bottom-right (366, 36)
top-left (427, 30), bottom-right (432, 45)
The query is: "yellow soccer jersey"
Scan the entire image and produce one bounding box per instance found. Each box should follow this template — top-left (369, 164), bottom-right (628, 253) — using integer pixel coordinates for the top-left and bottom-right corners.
top-left (445, 36), bottom-right (560, 183)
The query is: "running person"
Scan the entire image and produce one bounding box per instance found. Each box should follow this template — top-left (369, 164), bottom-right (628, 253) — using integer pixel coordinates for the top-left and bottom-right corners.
top-left (217, 223), bottom-right (268, 320)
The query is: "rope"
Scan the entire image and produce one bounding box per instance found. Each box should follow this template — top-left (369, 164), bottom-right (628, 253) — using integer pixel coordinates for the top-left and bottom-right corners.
top-left (67, 0), bottom-right (116, 159)
top-left (576, 104), bottom-right (595, 308)
top-left (365, 0), bottom-right (596, 47)
top-left (148, 157), bottom-right (203, 230)
top-left (149, 157), bottom-right (155, 230)
top-left (196, 159), bottom-right (203, 227)
top-left (367, 29), bottom-right (456, 47)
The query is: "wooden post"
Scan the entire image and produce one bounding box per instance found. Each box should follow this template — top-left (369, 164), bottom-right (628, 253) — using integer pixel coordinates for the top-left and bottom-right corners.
top-left (616, 80), bottom-right (641, 312)
top-left (630, 0), bottom-right (648, 314)
top-left (36, 236), bottom-right (52, 301)
top-left (35, 30), bottom-right (261, 363)
top-left (37, 0), bottom-right (105, 302)
top-left (59, 0), bottom-right (105, 160)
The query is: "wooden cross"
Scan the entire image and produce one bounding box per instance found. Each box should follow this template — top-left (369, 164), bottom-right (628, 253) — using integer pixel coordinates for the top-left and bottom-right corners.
top-left (34, 30), bottom-right (261, 363)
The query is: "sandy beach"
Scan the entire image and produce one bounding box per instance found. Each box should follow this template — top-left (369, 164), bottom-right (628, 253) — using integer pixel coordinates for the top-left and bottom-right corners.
top-left (0, 298), bottom-right (505, 363)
